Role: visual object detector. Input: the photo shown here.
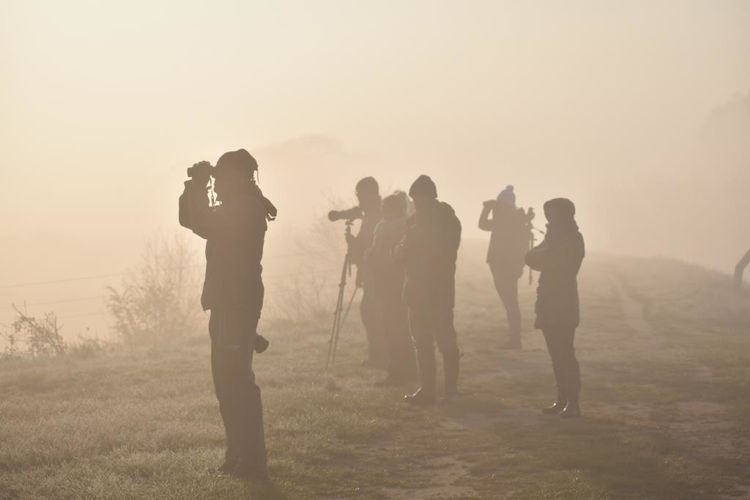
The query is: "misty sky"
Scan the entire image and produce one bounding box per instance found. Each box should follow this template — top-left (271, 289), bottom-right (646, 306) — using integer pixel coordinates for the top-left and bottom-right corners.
top-left (1, 1), bottom-right (749, 331)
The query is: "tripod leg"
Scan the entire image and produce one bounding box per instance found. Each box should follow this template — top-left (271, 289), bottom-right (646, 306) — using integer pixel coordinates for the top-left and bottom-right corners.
top-left (331, 287), bottom-right (359, 365)
top-left (326, 253), bottom-right (349, 369)
top-left (326, 291), bottom-right (345, 368)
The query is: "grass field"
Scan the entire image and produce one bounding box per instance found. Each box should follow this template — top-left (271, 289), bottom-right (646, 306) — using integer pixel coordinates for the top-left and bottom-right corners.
top-left (1, 247), bottom-right (749, 499)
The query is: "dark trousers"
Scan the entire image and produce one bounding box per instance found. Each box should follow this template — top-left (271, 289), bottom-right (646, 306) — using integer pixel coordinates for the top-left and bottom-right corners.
top-left (361, 286), bottom-right (387, 364)
top-left (382, 293), bottom-right (417, 381)
top-left (409, 305), bottom-right (460, 393)
top-left (489, 264), bottom-right (521, 341)
top-left (542, 326), bottom-right (581, 402)
top-left (209, 307), bottom-right (267, 473)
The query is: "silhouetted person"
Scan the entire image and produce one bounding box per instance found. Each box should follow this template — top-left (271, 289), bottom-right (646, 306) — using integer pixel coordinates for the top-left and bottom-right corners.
top-left (367, 191), bottom-right (417, 385)
top-left (179, 149), bottom-right (276, 479)
top-left (735, 248), bottom-right (750, 292)
top-left (526, 198), bottom-right (584, 418)
top-left (479, 185), bottom-right (533, 349)
top-left (398, 175), bottom-right (462, 405)
top-left (330, 177), bottom-right (386, 367)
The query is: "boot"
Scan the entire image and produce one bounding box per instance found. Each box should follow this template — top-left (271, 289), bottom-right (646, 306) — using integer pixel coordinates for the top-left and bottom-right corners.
top-left (254, 334), bottom-right (269, 354)
top-left (406, 341), bottom-right (436, 404)
top-left (541, 391), bottom-right (567, 415)
top-left (443, 350), bottom-right (460, 399)
top-left (541, 401), bottom-right (566, 415)
top-left (403, 387), bottom-right (436, 406)
top-left (229, 458), bottom-right (270, 482)
top-left (209, 460), bottom-right (236, 476)
top-left (559, 399), bottom-right (581, 418)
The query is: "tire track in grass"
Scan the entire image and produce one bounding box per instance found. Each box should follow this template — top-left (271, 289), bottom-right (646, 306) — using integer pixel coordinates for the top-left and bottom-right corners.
top-left (612, 269), bottom-right (750, 496)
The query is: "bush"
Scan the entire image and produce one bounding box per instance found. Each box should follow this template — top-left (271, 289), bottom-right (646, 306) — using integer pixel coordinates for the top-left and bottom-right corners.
top-left (107, 235), bottom-right (202, 342)
top-left (2, 305), bottom-right (67, 358)
top-left (68, 335), bottom-right (107, 359)
top-left (269, 268), bottom-right (335, 325)
top-left (265, 213), bottom-right (346, 326)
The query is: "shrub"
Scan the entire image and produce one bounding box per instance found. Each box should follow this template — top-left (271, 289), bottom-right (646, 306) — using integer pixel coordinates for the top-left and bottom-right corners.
top-left (2, 305), bottom-right (67, 358)
top-left (106, 235), bottom-right (202, 342)
top-left (265, 212), bottom-right (346, 326)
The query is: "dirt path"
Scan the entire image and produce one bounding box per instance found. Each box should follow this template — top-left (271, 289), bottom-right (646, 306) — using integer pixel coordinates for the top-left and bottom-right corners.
top-left (364, 264), bottom-right (749, 499)
top-left (391, 268), bottom-right (750, 499)
top-left (610, 273), bottom-right (670, 354)
top-left (379, 456), bottom-right (477, 500)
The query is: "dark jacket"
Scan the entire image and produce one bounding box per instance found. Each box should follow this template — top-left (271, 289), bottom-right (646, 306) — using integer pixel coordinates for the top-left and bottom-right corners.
top-left (348, 203), bottom-right (383, 287)
top-left (526, 221), bottom-right (584, 329)
top-left (179, 181), bottom-right (267, 312)
top-left (479, 205), bottom-right (530, 278)
top-left (401, 201), bottom-right (461, 308)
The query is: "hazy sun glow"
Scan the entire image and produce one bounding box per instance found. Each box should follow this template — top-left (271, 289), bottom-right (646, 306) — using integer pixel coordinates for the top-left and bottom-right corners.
top-left (2, 0), bottom-right (749, 335)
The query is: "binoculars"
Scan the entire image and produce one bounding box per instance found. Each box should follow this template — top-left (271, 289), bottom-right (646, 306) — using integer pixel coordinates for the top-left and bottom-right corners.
top-left (187, 161), bottom-right (214, 179)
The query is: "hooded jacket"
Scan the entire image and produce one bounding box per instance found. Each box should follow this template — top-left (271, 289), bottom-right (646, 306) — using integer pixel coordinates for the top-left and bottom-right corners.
top-left (526, 213), bottom-right (584, 330)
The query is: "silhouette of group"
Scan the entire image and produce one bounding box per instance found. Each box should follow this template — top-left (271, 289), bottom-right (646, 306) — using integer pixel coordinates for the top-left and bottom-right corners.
top-left (179, 149), bottom-right (585, 481)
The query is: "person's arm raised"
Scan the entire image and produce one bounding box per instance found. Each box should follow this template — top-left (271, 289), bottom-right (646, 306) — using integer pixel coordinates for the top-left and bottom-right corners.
top-left (179, 178), bottom-right (212, 238)
top-left (478, 201), bottom-right (494, 231)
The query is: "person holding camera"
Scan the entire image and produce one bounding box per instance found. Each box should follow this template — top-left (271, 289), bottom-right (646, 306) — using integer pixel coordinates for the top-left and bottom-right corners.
top-left (328, 177), bottom-right (385, 367)
top-left (478, 185), bottom-right (534, 350)
top-left (398, 175), bottom-right (462, 405)
top-left (526, 198), bottom-right (585, 418)
top-left (179, 149), bottom-right (276, 480)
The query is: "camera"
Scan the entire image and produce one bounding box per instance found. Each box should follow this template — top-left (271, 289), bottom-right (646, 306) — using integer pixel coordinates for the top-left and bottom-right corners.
top-left (187, 161), bottom-right (214, 179)
top-left (328, 206), bottom-right (363, 222)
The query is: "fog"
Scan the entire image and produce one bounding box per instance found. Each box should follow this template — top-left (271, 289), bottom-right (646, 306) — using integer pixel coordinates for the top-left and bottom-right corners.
top-left (1, 0), bottom-right (749, 335)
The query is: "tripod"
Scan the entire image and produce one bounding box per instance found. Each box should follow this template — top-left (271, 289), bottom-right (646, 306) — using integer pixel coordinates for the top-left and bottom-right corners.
top-left (326, 220), bottom-right (360, 368)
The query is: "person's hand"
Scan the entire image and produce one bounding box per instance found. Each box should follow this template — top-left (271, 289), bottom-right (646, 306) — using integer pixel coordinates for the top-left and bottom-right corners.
top-left (483, 200), bottom-right (496, 208)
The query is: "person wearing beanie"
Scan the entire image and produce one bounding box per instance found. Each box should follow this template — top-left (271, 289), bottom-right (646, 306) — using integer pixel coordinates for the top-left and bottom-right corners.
top-left (179, 149), bottom-right (272, 479)
top-left (398, 175), bottom-right (462, 405)
top-left (478, 185), bottom-right (534, 349)
top-left (367, 191), bottom-right (417, 386)
top-left (526, 197), bottom-right (585, 418)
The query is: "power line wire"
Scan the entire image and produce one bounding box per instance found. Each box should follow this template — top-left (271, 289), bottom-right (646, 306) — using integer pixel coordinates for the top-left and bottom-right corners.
top-left (0, 249), bottom-right (335, 289)
top-left (1, 272), bottom-right (127, 289)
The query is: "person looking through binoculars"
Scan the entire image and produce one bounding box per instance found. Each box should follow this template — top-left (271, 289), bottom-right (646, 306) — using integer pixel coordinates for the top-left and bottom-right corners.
top-left (328, 177), bottom-right (386, 368)
top-left (478, 186), bottom-right (535, 350)
top-left (179, 149), bottom-right (276, 480)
